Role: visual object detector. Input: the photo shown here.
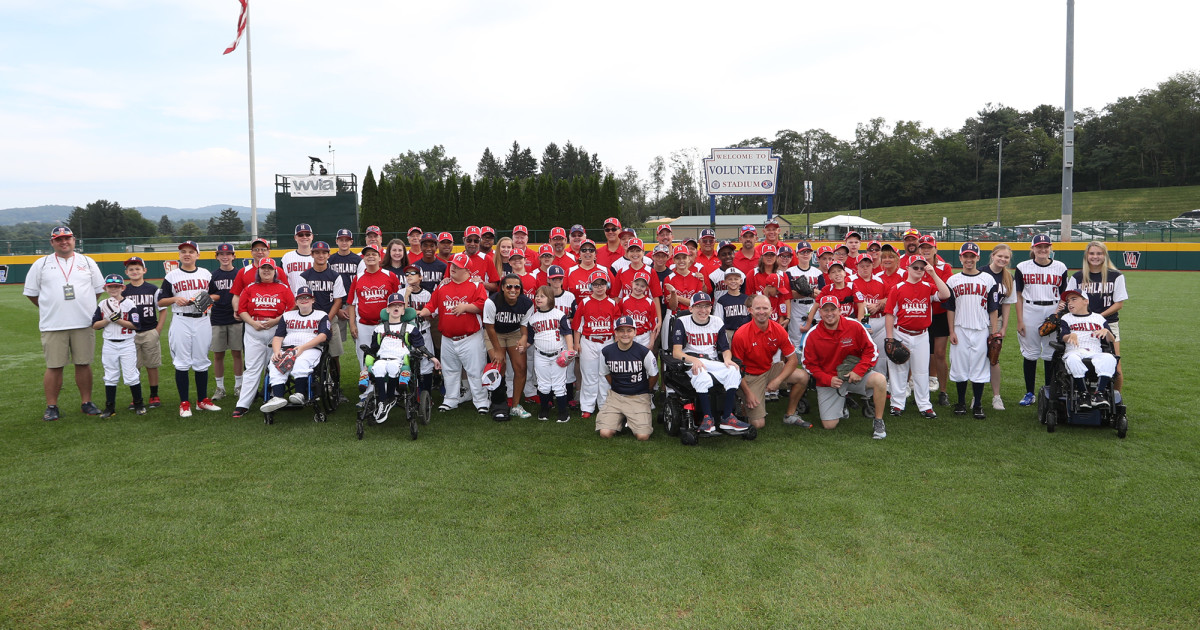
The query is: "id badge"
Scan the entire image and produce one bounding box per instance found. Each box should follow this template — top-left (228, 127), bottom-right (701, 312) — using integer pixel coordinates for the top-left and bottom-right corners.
top-left (63, 283), bottom-right (76, 300)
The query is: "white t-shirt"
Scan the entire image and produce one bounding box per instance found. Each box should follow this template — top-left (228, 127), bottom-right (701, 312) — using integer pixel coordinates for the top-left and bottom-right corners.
top-left (24, 253), bottom-right (105, 331)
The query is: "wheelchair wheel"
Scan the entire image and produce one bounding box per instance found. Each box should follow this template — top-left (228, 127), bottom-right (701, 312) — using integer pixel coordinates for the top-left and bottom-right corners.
top-left (409, 415), bottom-right (419, 441)
top-left (1046, 409), bottom-right (1057, 433)
top-left (1036, 387), bottom-right (1048, 425)
top-left (662, 397), bottom-right (682, 437)
top-left (1116, 412), bottom-right (1128, 439)
top-left (314, 409), bottom-right (326, 423)
top-left (861, 395), bottom-right (875, 419)
top-left (795, 395), bottom-right (809, 416)
top-left (356, 414), bottom-right (364, 440)
top-left (418, 390), bottom-right (432, 425)
top-left (264, 412), bottom-right (274, 426)
top-left (680, 428), bottom-right (698, 446)
top-left (743, 425), bottom-right (758, 441)
top-left (324, 367), bottom-right (341, 413)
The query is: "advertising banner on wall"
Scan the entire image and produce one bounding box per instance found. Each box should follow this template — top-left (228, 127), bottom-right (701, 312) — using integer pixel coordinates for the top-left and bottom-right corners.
top-left (290, 175), bottom-right (337, 197)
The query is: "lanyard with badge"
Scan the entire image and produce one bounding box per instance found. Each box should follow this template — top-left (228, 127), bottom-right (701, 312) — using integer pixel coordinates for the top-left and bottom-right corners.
top-left (59, 255), bottom-right (77, 300)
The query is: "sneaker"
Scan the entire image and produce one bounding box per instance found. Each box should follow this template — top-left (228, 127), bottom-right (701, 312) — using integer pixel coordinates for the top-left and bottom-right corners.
top-left (872, 418), bottom-right (887, 439)
top-left (148, 396), bottom-right (162, 409)
top-left (1018, 392), bottom-right (1035, 407)
top-left (260, 397), bottom-right (288, 413)
top-left (953, 403), bottom-right (966, 416)
top-left (81, 401), bottom-right (102, 416)
top-left (720, 415), bottom-right (750, 431)
top-left (135, 405), bottom-right (147, 416)
top-left (42, 405), bottom-right (60, 422)
top-left (973, 407), bottom-right (987, 420)
top-left (1091, 392), bottom-right (1110, 409)
top-left (358, 371), bottom-right (370, 393)
top-left (100, 406), bottom-right (116, 419)
top-left (568, 399), bottom-right (580, 410)
top-left (581, 412), bottom-right (592, 419)
top-left (476, 407), bottom-right (490, 416)
top-left (919, 408), bottom-right (937, 419)
top-left (288, 393), bottom-right (307, 406)
top-left (556, 413), bottom-right (570, 423)
top-left (929, 376), bottom-right (939, 392)
top-left (783, 414), bottom-right (812, 428)
top-left (698, 415), bottom-right (717, 433)
top-left (510, 405), bottom-right (531, 419)
top-left (538, 409), bottom-right (550, 422)
top-left (376, 399), bottom-right (396, 422)
top-left (127, 402), bottom-right (138, 411)
top-left (937, 391), bottom-right (951, 407)
top-left (889, 406), bottom-right (903, 417)
top-left (1076, 393), bottom-right (1092, 410)
top-left (765, 390), bottom-right (779, 401)
top-left (179, 401), bottom-right (192, 418)
top-left (231, 407), bottom-right (249, 418)
top-left (992, 395), bottom-right (1005, 411)
top-left (196, 398), bottom-right (221, 412)
top-left (233, 385), bottom-right (241, 399)
top-left (840, 406), bottom-right (850, 421)
top-left (437, 403), bottom-right (454, 413)
top-left (212, 386), bottom-right (226, 401)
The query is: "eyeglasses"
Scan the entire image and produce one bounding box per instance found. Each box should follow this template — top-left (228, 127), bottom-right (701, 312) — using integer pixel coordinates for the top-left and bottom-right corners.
top-left (465, 238), bottom-right (481, 243)
top-left (296, 233), bottom-right (312, 237)
top-left (405, 270), bottom-right (420, 276)
top-left (581, 249), bottom-right (596, 254)
top-left (604, 227), bottom-right (618, 232)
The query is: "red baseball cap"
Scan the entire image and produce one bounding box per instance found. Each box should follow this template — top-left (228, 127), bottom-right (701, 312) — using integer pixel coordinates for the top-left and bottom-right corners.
top-left (856, 252), bottom-right (876, 265)
top-left (902, 228), bottom-right (921, 239)
top-left (588, 270), bottom-right (609, 284)
top-left (815, 245), bottom-right (834, 257)
top-left (579, 239), bottom-right (597, 250)
top-left (918, 235), bottom-right (937, 247)
top-left (464, 226), bottom-right (482, 238)
top-left (867, 240), bottom-right (882, 250)
top-left (513, 225), bottom-right (528, 235)
top-left (481, 226), bottom-right (495, 236)
top-left (760, 243), bottom-right (778, 256)
top-left (671, 244), bottom-right (690, 257)
top-left (438, 231), bottom-right (454, 242)
top-left (407, 226), bottom-right (422, 235)
top-left (845, 230), bottom-right (861, 240)
top-left (740, 224), bottom-right (757, 236)
top-left (538, 244), bottom-right (555, 257)
top-left (632, 269), bottom-right (652, 284)
top-left (656, 224), bottom-right (673, 234)
top-left (604, 217), bottom-right (622, 229)
top-left (550, 227), bottom-right (567, 239)
top-left (626, 238), bottom-right (644, 250)
top-left (50, 226), bottom-right (74, 239)
top-left (449, 253), bottom-right (470, 269)
top-left (509, 247), bottom-right (528, 260)
top-left (366, 225), bottom-right (382, 235)
top-left (818, 295), bottom-right (840, 309)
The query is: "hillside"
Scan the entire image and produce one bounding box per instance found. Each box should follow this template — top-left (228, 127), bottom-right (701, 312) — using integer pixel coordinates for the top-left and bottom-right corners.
top-left (0, 204), bottom-right (272, 226)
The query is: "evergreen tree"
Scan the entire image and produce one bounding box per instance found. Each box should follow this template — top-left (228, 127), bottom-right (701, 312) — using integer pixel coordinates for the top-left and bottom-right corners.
top-left (505, 179), bottom-right (522, 229)
top-left (263, 210), bottom-right (277, 236)
top-left (476, 147), bottom-right (504, 180)
top-left (600, 174), bottom-right (620, 227)
top-left (522, 177), bottom-right (541, 232)
top-left (207, 207), bottom-right (246, 237)
top-left (375, 176), bottom-right (395, 236)
top-left (503, 141), bottom-right (538, 180)
top-left (394, 175), bottom-right (414, 232)
top-left (409, 176), bottom-right (429, 234)
top-left (359, 167), bottom-right (378, 233)
top-left (444, 174), bottom-right (461, 232)
top-left (537, 174), bottom-right (557, 230)
top-left (540, 142), bottom-right (563, 179)
top-left (177, 221), bottom-right (202, 238)
top-left (428, 178), bottom-right (448, 235)
top-left (158, 214), bottom-right (175, 236)
top-left (458, 175), bottom-right (477, 231)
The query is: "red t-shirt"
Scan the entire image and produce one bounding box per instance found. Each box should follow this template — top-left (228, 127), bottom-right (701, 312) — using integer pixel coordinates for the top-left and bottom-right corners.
top-left (427, 279), bottom-right (488, 337)
top-left (731, 319), bottom-right (795, 375)
top-left (514, 272), bottom-right (541, 301)
top-left (572, 296), bottom-right (620, 338)
top-left (885, 280), bottom-right (939, 333)
top-left (348, 269), bottom-right (401, 325)
top-left (732, 248), bottom-right (759, 277)
top-left (551, 250), bottom-right (577, 271)
top-left (663, 271), bottom-right (708, 314)
top-left (695, 251), bottom-right (720, 274)
top-left (236, 281), bottom-right (294, 321)
top-left (619, 295), bottom-right (659, 336)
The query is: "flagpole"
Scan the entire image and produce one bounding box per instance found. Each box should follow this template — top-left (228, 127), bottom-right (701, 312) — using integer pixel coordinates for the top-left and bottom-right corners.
top-left (245, 4), bottom-right (259, 240)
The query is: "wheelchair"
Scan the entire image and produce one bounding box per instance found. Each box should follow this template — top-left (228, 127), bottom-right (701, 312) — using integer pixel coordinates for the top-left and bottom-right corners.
top-left (355, 351), bottom-right (432, 441)
top-left (1036, 340), bottom-right (1127, 438)
top-left (657, 355), bottom-right (756, 446)
top-left (260, 343), bottom-right (342, 425)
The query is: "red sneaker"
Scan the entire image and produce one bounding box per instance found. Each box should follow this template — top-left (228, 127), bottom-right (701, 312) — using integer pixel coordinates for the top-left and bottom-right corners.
top-left (197, 398), bottom-right (222, 412)
top-left (179, 401), bottom-right (192, 418)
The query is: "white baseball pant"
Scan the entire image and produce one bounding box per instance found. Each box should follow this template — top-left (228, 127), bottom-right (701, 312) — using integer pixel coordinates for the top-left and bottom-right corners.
top-left (440, 331), bottom-right (488, 410)
top-left (1019, 302), bottom-right (1058, 361)
top-left (102, 338), bottom-right (139, 386)
top-left (1064, 351), bottom-right (1116, 378)
top-left (533, 350), bottom-right (568, 397)
top-left (634, 332), bottom-right (652, 349)
top-left (353, 323), bottom-right (379, 369)
top-left (949, 327), bottom-right (990, 383)
top-left (235, 325), bottom-right (276, 411)
top-left (168, 314), bottom-right (212, 371)
top-left (267, 347), bottom-right (322, 385)
top-left (578, 337), bottom-right (613, 413)
top-left (688, 358), bottom-right (742, 394)
top-left (887, 329), bottom-right (932, 412)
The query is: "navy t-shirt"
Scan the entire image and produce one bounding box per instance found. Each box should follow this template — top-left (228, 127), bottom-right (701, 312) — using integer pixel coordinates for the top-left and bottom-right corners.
top-left (328, 251), bottom-right (362, 295)
top-left (209, 267), bottom-right (240, 326)
top-left (412, 257), bottom-right (448, 294)
top-left (601, 341), bottom-right (656, 396)
top-left (716, 292), bottom-right (751, 332)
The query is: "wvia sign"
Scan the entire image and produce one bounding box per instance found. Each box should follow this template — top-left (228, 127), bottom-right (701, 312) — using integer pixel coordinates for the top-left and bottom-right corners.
top-left (703, 148), bottom-right (780, 196)
top-left (291, 175), bottom-right (336, 197)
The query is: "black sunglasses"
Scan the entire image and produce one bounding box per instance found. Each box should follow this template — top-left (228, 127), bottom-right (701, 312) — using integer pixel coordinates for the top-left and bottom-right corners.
top-left (604, 227), bottom-right (618, 232)
top-left (465, 238), bottom-right (481, 243)
top-left (504, 285), bottom-right (522, 290)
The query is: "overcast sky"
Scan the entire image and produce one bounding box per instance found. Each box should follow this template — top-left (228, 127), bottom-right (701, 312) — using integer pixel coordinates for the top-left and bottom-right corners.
top-left (1, 0), bottom-right (1196, 212)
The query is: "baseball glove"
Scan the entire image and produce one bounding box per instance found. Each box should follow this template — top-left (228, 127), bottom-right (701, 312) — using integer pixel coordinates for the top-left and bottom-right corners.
top-left (1038, 314), bottom-right (1060, 337)
top-left (790, 274), bottom-right (814, 298)
top-left (987, 334), bottom-right (1004, 365)
top-left (192, 292), bottom-right (214, 315)
top-left (272, 348), bottom-right (297, 373)
top-left (884, 338), bottom-right (910, 365)
top-left (100, 297), bottom-right (122, 322)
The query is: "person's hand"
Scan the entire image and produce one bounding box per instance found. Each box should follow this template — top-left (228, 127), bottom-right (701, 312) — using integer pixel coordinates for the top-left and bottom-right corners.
top-left (724, 360), bottom-right (737, 371)
top-left (690, 361), bottom-right (706, 376)
top-left (174, 296), bottom-right (190, 307)
top-left (1016, 322), bottom-right (1026, 337)
top-left (1064, 333), bottom-right (1078, 346)
top-left (743, 391), bottom-right (761, 410)
top-left (349, 323), bottom-right (358, 340)
top-left (830, 376), bottom-right (844, 389)
top-left (272, 348), bottom-right (283, 362)
top-left (515, 343), bottom-right (526, 354)
top-left (846, 371), bottom-right (862, 384)
top-left (949, 331), bottom-right (958, 345)
top-left (431, 358), bottom-right (441, 371)
top-left (766, 378), bottom-right (782, 392)
top-left (452, 303), bottom-right (470, 315)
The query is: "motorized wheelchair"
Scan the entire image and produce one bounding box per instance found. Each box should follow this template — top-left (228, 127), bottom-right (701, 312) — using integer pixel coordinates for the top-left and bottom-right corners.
top-left (657, 354), bottom-right (756, 446)
top-left (260, 342), bottom-right (342, 425)
top-left (355, 346), bottom-right (433, 441)
top-left (1036, 339), bottom-right (1127, 438)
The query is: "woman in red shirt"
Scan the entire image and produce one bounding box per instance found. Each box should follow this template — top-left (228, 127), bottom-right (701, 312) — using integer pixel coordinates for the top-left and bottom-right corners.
top-left (231, 259), bottom-right (294, 417)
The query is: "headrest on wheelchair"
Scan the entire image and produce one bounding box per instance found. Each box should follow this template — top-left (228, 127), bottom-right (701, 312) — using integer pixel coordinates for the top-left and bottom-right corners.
top-left (400, 306), bottom-right (418, 323)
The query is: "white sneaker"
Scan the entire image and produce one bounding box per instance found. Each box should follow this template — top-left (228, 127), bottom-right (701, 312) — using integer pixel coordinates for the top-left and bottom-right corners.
top-left (929, 376), bottom-right (939, 391)
top-left (992, 395), bottom-right (1005, 411)
top-left (212, 386), bottom-right (226, 401)
top-left (288, 393), bottom-right (307, 406)
top-left (179, 401), bottom-right (192, 418)
top-left (196, 398), bottom-right (221, 411)
top-left (261, 397), bottom-right (288, 413)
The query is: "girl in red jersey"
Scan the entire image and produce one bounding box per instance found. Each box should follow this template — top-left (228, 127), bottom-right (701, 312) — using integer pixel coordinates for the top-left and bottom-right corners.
top-left (883, 257), bottom-right (950, 418)
top-left (231, 259), bottom-right (295, 417)
top-left (805, 261), bottom-right (863, 328)
top-left (853, 254), bottom-right (889, 376)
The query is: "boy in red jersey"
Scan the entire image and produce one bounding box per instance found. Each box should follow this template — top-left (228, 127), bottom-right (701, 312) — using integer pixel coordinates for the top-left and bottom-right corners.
top-left (884, 256), bottom-right (950, 418)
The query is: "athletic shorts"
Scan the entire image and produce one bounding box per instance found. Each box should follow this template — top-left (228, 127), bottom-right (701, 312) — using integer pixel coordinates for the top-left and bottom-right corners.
top-left (486, 328), bottom-right (524, 352)
top-left (928, 312), bottom-right (950, 339)
top-left (135, 328), bottom-right (162, 368)
top-left (210, 323), bottom-right (244, 353)
top-left (41, 328), bottom-right (95, 369)
top-left (817, 378), bottom-right (869, 422)
top-left (1109, 322), bottom-right (1120, 343)
top-left (595, 392), bottom-right (653, 436)
top-left (742, 363), bottom-right (786, 421)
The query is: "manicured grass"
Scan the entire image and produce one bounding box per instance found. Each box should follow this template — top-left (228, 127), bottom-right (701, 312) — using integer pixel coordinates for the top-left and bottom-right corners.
top-left (782, 184), bottom-right (1200, 230)
top-left (0, 278), bottom-right (1196, 628)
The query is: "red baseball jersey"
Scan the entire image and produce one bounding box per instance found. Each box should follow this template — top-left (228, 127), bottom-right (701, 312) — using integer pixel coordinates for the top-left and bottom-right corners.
top-left (619, 295), bottom-right (660, 336)
top-left (565, 265), bottom-right (614, 302)
top-left (885, 280), bottom-right (940, 332)
top-left (572, 296), bottom-right (620, 338)
top-left (427, 279), bottom-right (488, 337)
top-left (663, 271), bottom-right (709, 314)
top-left (821, 283), bottom-right (864, 319)
top-left (465, 252), bottom-right (500, 286)
top-left (917, 258), bottom-right (953, 314)
top-left (855, 277), bottom-right (887, 318)
top-left (613, 265), bottom-right (663, 300)
top-left (348, 269), bottom-right (401, 325)
top-left (236, 281), bottom-right (294, 321)
top-left (231, 263), bottom-right (263, 296)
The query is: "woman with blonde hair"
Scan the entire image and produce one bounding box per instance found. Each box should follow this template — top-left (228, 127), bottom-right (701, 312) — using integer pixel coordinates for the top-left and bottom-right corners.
top-left (983, 243), bottom-right (1017, 410)
top-left (1066, 241), bottom-right (1128, 390)
top-left (495, 236), bottom-right (514, 277)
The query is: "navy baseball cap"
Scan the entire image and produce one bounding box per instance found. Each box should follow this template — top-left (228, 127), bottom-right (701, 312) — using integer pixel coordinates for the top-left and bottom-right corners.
top-left (614, 315), bottom-right (636, 330)
top-left (312, 241), bottom-right (330, 251)
top-left (796, 241), bottom-right (813, 252)
top-left (294, 223), bottom-right (313, 234)
top-left (1032, 234), bottom-right (1052, 246)
top-left (50, 225), bottom-right (74, 239)
top-left (386, 292), bottom-right (405, 306)
top-left (216, 243), bottom-right (235, 254)
top-left (547, 265), bottom-right (566, 279)
top-left (336, 228), bottom-right (354, 239)
top-left (959, 242), bottom-right (981, 256)
top-left (295, 286), bottom-right (315, 299)
top-left (570, 224), bottom-right (586, 235)
top-left (717, 239), bottom-right (736, 252)
top-left (700, 228), bottom-right (716, 239)
top-left (691, 292), bottom-right (713, 306)
top-left (124, 256), bottom-right (145, 267)
top-left (178, 240), bottom-right (199, 251)
top-left (104, 273), bottom-right (125, 286)
top-left (420, 232), bottom-right (437, 242)
top-left (778, 245), bottom-right (793, 256)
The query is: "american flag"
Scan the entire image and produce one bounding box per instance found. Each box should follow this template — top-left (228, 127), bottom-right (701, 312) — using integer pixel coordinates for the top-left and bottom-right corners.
top-left (223, 0), bottom-right (249, 55)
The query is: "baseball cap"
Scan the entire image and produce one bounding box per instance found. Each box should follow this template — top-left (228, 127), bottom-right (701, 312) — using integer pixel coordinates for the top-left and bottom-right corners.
top-left (216, 243), bottom-right (235, 254)
top-left (178, 240), bottom-right (199, 251)
top-left (867, 240), bottom-right (882, 251)
top-left (407, 226), bottom-right (423, 235)
top-left (513, 224), bottom-right (529, 235)
top-left (481, 226), bottom-right (496, 236)
top-left (438, 232), bottom-right (453, 243)
top-left (123, 256), bottom-right (145, 267)
top-left (740, 224), bottom-right (757, 236)
top-left (918, 235), bottom-right (937, 247)
top-left (104, 273), bottom-right (124, 286)
top-left (856, 253), bottom-right (875, 265)
top-left (50, 226), bottom-right (73, 239)
top-left (656, 224), bottom-right (673, 235)
top-left (449, 253), bottom-right (470, 269)
top-left (765, 217), bottom-right (781, 227)
top-left (723, 266), bottom-right (744, 278)
top-left (626, 238), bottom-right (644, 251)
top-left (908, 257), bottom-right (929, 268)
top-left (481, 362), bottom-right (503, 392)
top-left (902, 228), bottom-right (921, 239)
top-left (683, 237), bottom-right (698, 246)
top-left (690, 292), bottom-right (713, 306)
top-left (815, 245), bottom-right (834, 257)
top-left (402, 264), bottom-right (420, 274)
top-left (570, 224), bottom-right (586, 235)
top-left (386, 292), bottom-right (405, 306)
top-left (295, 286), bottom-right (315, 299)
top-left (588, 270), bottom-right (609, 284)
top-left (1061, 288), bottom-right (1088, 301)
top-left (312, 241), bottom-right (331, 252)
top-left (420, 232), bottom-right (437, 243)
top-left (508, 248), bottom-right (527, 260)
top-left (550, 227), bottom-right (567, 239)
top-left (778, 245), bottom-right (793, 256)
top-left (632, 269), bottom-right (652, 284)
top-left (652, 244), bottom-right (672, 256)
top-left (960, 242), bottom-right (981, 256)
top-left (294, 223), bottom-right (313, 235)
top-left (538, 244), bottom-right (555, 257)
top-left (464, 226), bottom-right (482, 239)
top-left (834, 243), bottom-right (850, 253)
top-left (619, 226), bottom-right (636, 237)
top-left (880, 242), bottom-right (899, 253)
top-left (336, 228), bottom-right (354, 239)
top-left (603, 217), bottom-right (622, 229)
top-left (671, 244), bottom-right (690, 257)
top-left (845, 230), bottom-right (861, 240)
top-left (717, 239), bottom-right (736, 252)
top-left (579, 239), bottom-right (597, 250)
top-left (700, 228), bottom-right (716, 239)
top-left (795, 241), bottom-right (813, 252)
top-left (614, 315), bottom-right (636, 330)
top-left (818, 295), bottom-right (840, 309)
top-left (251, 237), bottom-right (270, 249)
top-left (366, 225), bottom-right (383, 236)
top-left (547, 265), bottom-right (566, 279)
top-left (1031, 234), bottom-right (1052, 246)
top-left (760, 243), bottom-right (778, 256)
top-left (256, 257), bottom-right (279, 270)
top-left (361, 244), bottom-right (381, 255)
top-left (828, 261), bottom-right (846, 271)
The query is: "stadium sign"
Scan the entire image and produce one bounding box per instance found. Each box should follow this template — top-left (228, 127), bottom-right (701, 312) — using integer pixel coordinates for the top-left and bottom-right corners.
top-left (703, 148), bottom-right (780, 196)
top-left (291, 175), bottom-right (336, 197)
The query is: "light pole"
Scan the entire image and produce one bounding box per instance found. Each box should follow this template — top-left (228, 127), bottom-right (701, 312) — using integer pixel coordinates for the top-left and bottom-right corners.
top-left (1061, 0), bottom-right (1075, 242)
top-left (996, 139), bottom-right (1003, 225)
top-left (858, 163), bottom-right (863, 217)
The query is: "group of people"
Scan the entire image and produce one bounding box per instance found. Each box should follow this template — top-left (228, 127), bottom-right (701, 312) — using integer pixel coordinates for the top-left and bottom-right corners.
top-left (23, 218), bottom-right (1128, 441)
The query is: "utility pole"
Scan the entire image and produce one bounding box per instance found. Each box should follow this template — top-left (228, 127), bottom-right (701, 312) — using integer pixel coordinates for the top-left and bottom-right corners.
top-left (1061, 0), bottom-right (1075, 242)
top-left (996, 140), bottom-right (1003, 225)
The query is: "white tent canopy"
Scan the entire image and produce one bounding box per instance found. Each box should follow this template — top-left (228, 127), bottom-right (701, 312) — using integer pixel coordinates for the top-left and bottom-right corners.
top-left (812, 215), bottom-right (883, 228)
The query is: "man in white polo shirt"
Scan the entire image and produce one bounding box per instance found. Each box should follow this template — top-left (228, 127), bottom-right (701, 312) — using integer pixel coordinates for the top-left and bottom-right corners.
top-left (24, 226), bottom-right (107, 421)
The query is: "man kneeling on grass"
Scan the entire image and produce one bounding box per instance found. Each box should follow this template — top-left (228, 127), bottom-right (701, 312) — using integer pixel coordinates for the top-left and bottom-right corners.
top-left (732, 294), bottom-right (811, 429)
top-left (596, 316), bottom-right (658, 440)
top-left (802, 295), bottom-right (889, 439)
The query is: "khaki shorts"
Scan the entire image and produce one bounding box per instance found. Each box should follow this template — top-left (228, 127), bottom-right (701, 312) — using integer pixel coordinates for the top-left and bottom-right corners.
top-left (817, 379), bottom-right (869, 422)
top-left (596, 392), bottom-right (653, 436)
top-left (742, 363), bottom-right (786, 421)
top-left (485, 328), bottom-right (525, 353)
top-left (1109, 322), bottom-right (1120, 343)
top-left (135, 329), bottom-right (162, 368)
top-left (41, 328), bottom-right (95, 369)
top-left (327, 322), bottom-right (344, 357)
top-left (210, 323), bottom-right (244, 353)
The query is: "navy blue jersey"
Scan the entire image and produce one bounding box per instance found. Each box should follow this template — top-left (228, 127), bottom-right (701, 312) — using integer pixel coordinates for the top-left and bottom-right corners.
top-left (483, 293), bottom-right (534, 335)
top-left (601, 341), bottom-right (658, 396)
top-left (328, 251), bottom-right (362, 295)
top-left (299, 266), bottom-right (347, 314)
top-left (1069, 270), bottom-right (1128, 323)
top-left (209, 267), bottom-right (240, 326)
top-left (412, 257), bottom-right (448, 293)
top-left (121, 281), bottom-right (162, 332)
top-left (716, 292), bottom-right (751, 332)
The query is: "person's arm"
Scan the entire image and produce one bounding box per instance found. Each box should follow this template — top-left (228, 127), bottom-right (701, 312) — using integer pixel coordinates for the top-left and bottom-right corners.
top-left (485, 324), bottom-right (504, 365)
top-left (930, 269), bottom-right (950, 301)
top-left (946, 309), bottom-right (958, 345)
top-left (768, 350), bottom-right (800, 392)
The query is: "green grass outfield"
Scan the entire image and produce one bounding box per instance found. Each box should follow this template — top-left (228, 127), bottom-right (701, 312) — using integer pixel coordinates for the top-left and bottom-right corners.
top-left (1, 277), bottom-right (1196, 629)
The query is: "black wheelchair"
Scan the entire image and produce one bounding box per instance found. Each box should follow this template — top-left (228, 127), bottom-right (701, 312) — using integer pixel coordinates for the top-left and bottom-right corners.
top-left (355, 350), bottom-right (433, 441)
top-left (1037, 340), bottom-right (1127, 438)
top-left (260, 343), bottom-right (342, 425)
top-left (658, 355), bottom-right (756, 446)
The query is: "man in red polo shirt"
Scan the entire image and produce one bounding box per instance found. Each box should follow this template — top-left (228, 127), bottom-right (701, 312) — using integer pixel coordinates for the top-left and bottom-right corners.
top-left (419, 253), bottom-right (490, 414)
top-left (436, 232), bottom-right (455, 264)
top-left (460, 226), bottom-right (500, 291)
top-left (754, 217), bottom-right (785, 257)
top-left (547, 227), bottom-right (576, 270)
top-left (596, 218), bottom-right (625, 268)
top-left (694, 228), bottom-right (720, 273)
top-left (732, 225), bottom-right (760, 277)
top-left (884, 255), bottom-right (950, 418)
top-left (732, 294), bottom-right (811, 429)
top-left (512, 225), bottom-right (538, 269)
top-left (803, 294), bottom-right (888, 438)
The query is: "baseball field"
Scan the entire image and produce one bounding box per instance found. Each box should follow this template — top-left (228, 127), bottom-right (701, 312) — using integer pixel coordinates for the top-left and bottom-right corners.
top-left (1, 274), bottom-right (1196, 629)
